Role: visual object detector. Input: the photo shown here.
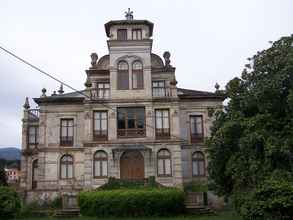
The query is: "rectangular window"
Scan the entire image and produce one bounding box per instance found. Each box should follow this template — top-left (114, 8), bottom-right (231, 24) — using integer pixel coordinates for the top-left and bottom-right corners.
top-left (93, 111), bottom-right (108, 140)
top-left (28, 126), bottom-right (38, 147)
top-left (155, 109), bottom-right (170, 139)
top-left (60, 119), bottom-right (74, 146)
top-left (117, 107), bottom-right (145, 138)
top-left (152, 81), bottom-right (167, 97)
top-left (132, 29), bottom-right (142, 40)
top-left (190, 115), bottom-right (204, 143)
top-left (117, 71), bottom-right (129, 90)
top-left (96, 82), bottom-right (110, 99)
top-left (117, 29), bottom-right (127, 40)
top-left (132, 71), bottom-right (143, 89)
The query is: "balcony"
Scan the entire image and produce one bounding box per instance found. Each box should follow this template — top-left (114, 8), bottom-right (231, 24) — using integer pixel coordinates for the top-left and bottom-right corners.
top-left (191, 134), bottom-right (204, 143)
top-left (28, 109), bottom-right (39, 121)
top-left (152, 87), bottom-right (174, 98)
top-left (90, 88), bottom-right (110, 100)
top-left (117, 128), bottom-right (146, 138)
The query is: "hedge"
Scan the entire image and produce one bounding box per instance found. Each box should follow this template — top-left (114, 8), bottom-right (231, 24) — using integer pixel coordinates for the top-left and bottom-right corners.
top-left (99, 176), bottom-right (161, 190)
top-left (0, 186), bottom-right (21, 219)
top-left (78, 188), bottom-right (185, 217)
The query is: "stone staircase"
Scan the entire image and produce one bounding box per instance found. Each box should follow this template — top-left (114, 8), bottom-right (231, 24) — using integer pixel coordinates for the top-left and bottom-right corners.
top-left (54, 208), bottom-right (80, 218)
top-left (185, 192), bottom-right (215, 215)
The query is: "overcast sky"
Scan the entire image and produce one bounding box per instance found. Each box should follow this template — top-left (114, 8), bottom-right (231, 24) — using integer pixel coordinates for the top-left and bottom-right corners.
top-left (0, 0), bottom-right (292, 148)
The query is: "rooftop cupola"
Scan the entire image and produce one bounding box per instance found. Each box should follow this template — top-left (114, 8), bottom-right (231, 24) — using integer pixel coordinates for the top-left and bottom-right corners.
top-left (104, 9), bottom-right (154, 41)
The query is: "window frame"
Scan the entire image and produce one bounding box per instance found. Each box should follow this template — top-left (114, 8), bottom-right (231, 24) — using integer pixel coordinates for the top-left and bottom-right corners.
top-left (32, 159), bottom-right (38, 189)
top-left (60, 154), bottom-right (74, 179)
top-left (93, 111), bottom-right (108, 141)
top-left (189, 115), bottom-right (204, 143)
top-left (157, 149), bottom-right (172, 177)
top-left (96, 82), bottom-right (110, 99)
top-left (117, 29), bottom-right (128, 40)
top-left (117, 107), bottom-right (146, 138)
top-left (155, 109), bottom-right (170, 139)
top-left (132, 60), bottom-right (144, 89)
top-left (28, 126), bottom-right (38, 148)
top-left (132, 29), bottom-right (142, 40)
top-left (60, 118), bottom-right (74, 146)
top-left (152, 81), bottom-right (166, 97)
top-left (192, 152), bottom-right (206, 177)
top-left (117, 61), bottom-right (129, 90)
top-left (93, 150), bottom-right (108, 178)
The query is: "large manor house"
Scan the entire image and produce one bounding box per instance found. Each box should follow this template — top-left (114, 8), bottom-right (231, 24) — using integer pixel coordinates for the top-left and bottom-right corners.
top-left (20, 11), bottom-right (224, 205)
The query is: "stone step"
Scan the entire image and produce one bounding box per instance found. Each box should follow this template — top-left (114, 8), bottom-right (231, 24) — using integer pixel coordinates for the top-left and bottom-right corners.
top-left (185, 206), bottom-right (215, 215)
top-left (54, 209), bottom-right (80, 218)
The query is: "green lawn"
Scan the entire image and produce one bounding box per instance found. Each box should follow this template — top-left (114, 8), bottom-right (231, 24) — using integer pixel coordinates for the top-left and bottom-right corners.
top-left (18, 211), bottom-right (242, 220)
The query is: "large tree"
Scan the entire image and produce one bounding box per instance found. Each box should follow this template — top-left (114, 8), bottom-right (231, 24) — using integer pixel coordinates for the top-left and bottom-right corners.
top-left (207, 36), bottom-right (293, 219)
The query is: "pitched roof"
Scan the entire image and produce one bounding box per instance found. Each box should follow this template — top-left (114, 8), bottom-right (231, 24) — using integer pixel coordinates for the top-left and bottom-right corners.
top-left (34, 88), bottom-right (224, 105)
top-left (177, 88), bottom-right (225, 100)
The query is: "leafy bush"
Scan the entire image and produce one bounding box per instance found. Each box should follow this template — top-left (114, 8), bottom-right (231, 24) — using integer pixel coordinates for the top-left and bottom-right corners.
top-left (184, 181), bottom-right (208, 192)
top-left (99, 176), bottom-right (162, 190)
top-left (0, 186), bottom-right (21, 219)
top-left (233, 178), bottom-right (293, 220)
top-left (78, 188), bottom-right (185, 217)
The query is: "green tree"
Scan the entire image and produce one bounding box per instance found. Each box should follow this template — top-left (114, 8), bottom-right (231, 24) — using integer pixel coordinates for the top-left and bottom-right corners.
top-left (207, 35), bottom-right (293, 219)
top-left (0, 167), bottom-right (7, 186)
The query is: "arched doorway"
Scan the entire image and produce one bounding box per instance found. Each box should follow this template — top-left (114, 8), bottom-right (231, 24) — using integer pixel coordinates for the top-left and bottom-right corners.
top-left (120, 150), bottom-right (144, 180)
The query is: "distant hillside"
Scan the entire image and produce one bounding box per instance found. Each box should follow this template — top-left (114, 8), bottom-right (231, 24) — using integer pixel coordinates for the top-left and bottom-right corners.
top-left (0, 147), bottom-right (21, 161)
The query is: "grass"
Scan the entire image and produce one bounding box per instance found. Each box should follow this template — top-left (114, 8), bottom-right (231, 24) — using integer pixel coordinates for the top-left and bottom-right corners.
top-left (18, 210), bottom-right (242, 220)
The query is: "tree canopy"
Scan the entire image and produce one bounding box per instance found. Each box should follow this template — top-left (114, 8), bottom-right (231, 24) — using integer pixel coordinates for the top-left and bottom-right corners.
top-left (207, 35), bottom-right (293, 219)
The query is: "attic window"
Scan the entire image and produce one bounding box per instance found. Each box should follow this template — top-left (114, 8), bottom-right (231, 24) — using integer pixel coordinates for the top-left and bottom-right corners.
top-left (117, 29), bottom-right (127, 40)
top-left (132, 29), bottom-right (142, 40)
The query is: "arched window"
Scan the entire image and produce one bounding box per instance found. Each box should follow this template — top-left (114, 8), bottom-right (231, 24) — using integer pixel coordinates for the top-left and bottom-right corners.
top-left (117, 61), bottom-right (129, 90)
top-left (157, 149), bottom-right (172, 176)
top-left (93, 151), bottom-right (108, 178)
top-left (192, 152), bottom-right (205, 176)
top-left (132, 61), bottom-right (143, 89)
top-left (32, 159), bottom-right (38, 189)
top-left (60, 155), bottom-right (73, 179)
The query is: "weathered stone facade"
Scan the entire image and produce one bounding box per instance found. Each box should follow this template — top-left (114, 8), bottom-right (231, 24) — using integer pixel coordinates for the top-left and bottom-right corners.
top-left (20, 14), bottom-right (224, 207)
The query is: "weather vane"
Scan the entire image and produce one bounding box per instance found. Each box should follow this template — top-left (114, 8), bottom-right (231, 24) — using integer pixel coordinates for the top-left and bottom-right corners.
top-left (125, 8), bottom-right (133, 20)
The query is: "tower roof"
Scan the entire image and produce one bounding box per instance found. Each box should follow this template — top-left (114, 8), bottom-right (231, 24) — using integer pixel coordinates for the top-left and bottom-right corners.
top-left (104, 20), bottom-right (154, 37)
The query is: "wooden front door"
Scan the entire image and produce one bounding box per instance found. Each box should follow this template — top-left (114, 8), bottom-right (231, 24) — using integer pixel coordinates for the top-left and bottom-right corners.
top-left (120, 150), bottom-right (144, 179)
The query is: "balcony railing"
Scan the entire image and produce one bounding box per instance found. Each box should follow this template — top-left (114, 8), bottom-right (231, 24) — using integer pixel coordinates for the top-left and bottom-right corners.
top-left (152, 87), bottom-right (173, 97)
top-left (117, 128), bottom-right (146, 138)
top-left (90, 88), bottom-right (110, 100)
top-left (191, 133), bottom-right (204, 143)
top-left (28, 109), bottom-right (39, 121)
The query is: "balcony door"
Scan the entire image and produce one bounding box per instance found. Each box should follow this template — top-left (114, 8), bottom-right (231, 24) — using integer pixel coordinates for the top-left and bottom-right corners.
top-left (120, 150), bottom-right (144, 180)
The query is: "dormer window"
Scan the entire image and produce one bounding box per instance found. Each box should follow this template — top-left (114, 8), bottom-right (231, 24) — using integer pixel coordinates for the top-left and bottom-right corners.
top-left (117, 29), bottom-right (127, 40)
top-left (117, 61), bottom-right (129, 90)
top-left (132, 61), bottom-right (143, 89)
top-left (132, 29), bottom-right (142, 40)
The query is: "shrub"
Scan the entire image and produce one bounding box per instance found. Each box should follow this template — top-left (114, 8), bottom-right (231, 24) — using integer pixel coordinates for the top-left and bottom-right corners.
top-left (233, 178), bottom-right (293, 220)
top-left (184, 181), bottom-right (208, 192)
top-left (99, 176), bottom-right (162, 190)
top-left (0, 186), bottom-right (21, 219)
top-left (78, 188), bottom-right (185, 217)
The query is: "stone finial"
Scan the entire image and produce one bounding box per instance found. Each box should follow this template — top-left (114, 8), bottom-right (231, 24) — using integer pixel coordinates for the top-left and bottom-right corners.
top-left (23, 97), bottom-right (30, 109)
top-left (170, 76), bottom-right (178, 86)
top-left (125, 8), bottom-right (133, 20)
top-left (90, 53), bottom-right (98, 68)
top-left (41, 88), bottom-right (47, 97)
top-left (84, 76), bottom-right (92, 88)
top-left (215, 82), bottom-right (220, 91)
top-left (163, 51), bottom-right (171, 68)
top-left (58, 84), bottom-right (64, 94)
top-left (51, 91), bottom-right (57, 96)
